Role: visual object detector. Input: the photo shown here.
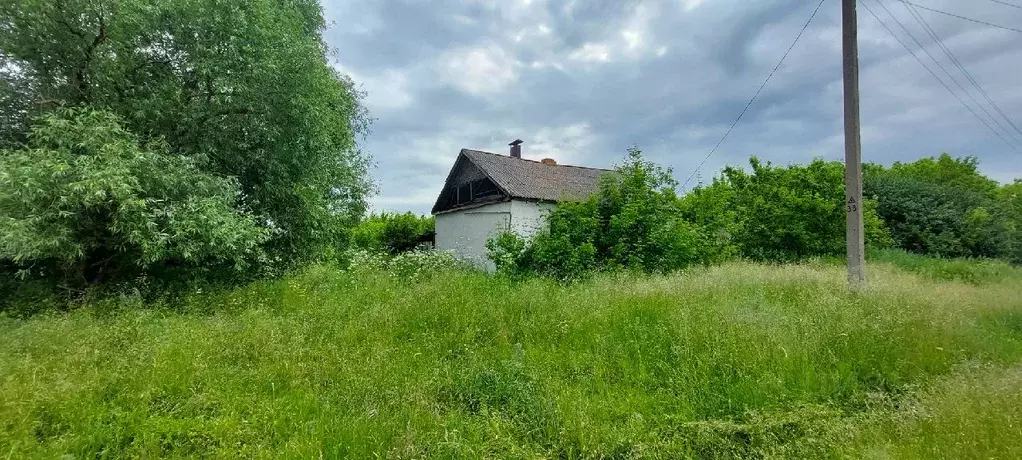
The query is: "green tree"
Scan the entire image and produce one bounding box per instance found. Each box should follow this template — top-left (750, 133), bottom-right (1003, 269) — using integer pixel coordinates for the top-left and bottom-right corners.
top-left (0, 0), bottom-right (372, 269)
top-left (865, 155), bottom-right (1012, 260)
top-left (677, 177), bottom-right (741, 259)
top-left (0, 109), bottom-right (267, 287)
top-left (350, 213), bottom-right (435, 254)
top-left (492, 148), bottom-right (714, 280)
top-left (592, 148), bottom-right (711, 272)
top-left (998, 181), bottom-right (1022, 264)
top-left (521, 200), bottom-right (601, 280)
top-left (684, 158), bottom-right (891, 262)
top-left (886, 154), bottom-right (999, 197)
top-left (349, 217), bottom-right (389, 253)
top-left (381, 213), bottom-right (435, 254)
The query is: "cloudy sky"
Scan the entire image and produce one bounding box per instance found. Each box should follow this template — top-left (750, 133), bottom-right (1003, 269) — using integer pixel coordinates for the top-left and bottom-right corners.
top-left (322, 0), bottom-right (1022, 214)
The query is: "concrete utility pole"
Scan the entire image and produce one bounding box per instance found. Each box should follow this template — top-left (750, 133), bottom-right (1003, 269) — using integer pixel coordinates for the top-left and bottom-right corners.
top-left (843, 0), bottom-right (866, 287)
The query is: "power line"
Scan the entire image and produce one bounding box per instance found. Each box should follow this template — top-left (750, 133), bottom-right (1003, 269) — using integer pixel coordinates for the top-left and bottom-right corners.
top-left (681, 0), bottom-right (828, 190)
top-left (900, 1), bottom-right (1022, 139)
top-left (898, 0), bottom-right (1022, 33)
top-left (988, 0), bottom-right (1022, 11)
top-left (874, 0), bottom-right (1022, 148)
top-left (859, 0), bottom-right (1022, 153)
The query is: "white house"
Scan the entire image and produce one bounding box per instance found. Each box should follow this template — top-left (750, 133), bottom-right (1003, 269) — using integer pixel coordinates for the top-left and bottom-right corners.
top-left (431, 140), bottom-right (612, 270)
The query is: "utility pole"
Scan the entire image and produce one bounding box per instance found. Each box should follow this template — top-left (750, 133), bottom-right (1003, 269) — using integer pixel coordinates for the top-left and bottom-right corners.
top-left (843, 0), bottom-right (866, 287)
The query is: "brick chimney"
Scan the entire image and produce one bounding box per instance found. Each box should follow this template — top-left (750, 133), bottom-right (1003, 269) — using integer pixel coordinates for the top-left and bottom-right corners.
top-left (509, 139), bottom-right (523, 158)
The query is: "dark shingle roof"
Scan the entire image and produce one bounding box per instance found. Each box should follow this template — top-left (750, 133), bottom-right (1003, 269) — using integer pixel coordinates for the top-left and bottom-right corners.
top-left (461, 149), bottom-right (613, 202)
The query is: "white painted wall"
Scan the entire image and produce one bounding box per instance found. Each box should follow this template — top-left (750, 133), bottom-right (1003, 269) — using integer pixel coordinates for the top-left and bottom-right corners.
top-left (435, 200), bottom-right (554, 271)
top-left (510, 200), bottom-right (555, 237)
top-left (436, 202), bottom-right (511, 271)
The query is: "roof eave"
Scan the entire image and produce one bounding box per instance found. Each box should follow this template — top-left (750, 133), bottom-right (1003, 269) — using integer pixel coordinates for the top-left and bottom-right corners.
top-left (433, 196), bottom-right (512, 215)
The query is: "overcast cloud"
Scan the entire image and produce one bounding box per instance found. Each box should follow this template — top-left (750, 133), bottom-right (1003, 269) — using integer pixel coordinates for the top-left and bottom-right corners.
top-left (321, 0), bottom-right (1022, 214)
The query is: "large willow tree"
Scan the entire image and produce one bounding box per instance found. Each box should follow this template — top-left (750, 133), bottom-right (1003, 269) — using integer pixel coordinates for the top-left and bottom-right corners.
top-left (1, 0), bottom-right (373, 275)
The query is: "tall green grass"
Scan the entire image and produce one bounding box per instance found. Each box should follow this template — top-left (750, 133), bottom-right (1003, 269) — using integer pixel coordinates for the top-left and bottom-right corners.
top-left (867, 248), bottom-right (1022, 284)
top-left (1, 261), bottom-right (1021, 458)
top-left (847, 363), bottom-right (1022, 459)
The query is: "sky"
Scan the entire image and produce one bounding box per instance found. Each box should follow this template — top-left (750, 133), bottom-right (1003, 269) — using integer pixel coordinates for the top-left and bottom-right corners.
top-left (321, 0), bottom-right (1022, 215)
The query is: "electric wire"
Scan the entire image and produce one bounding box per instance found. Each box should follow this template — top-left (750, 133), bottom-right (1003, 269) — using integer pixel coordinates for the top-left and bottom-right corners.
top-left (900, 0), bottom-right (1022, 138)
top-left (898, 0), bottom-right (1022, 33)
top-left (874, 0), bottom-right (1022, 147)
top-left (681, 0), bottom-right (828, 189)
top-left (859, 0), bottom-right (1022, 153)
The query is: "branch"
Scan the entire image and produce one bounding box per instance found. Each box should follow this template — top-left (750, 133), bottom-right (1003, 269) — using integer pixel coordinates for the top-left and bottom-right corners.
top-left (74, 13), bottom-right (108, 103)
top-left (52, 0), bottom-right (87, 39)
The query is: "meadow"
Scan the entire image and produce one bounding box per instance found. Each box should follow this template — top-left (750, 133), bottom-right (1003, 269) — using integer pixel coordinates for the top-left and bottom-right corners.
top-left (2, 253), bottom-right (1021, 459)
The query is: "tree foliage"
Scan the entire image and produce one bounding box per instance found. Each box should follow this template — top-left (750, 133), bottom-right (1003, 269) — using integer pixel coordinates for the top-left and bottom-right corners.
top-left (0, 0), bottom-right (372, 270)
top-left (350, 213), bottom-right (435, 254)
top-left (865, 154), bottom-right (1013, 260)
top-left (0, 109), bottom-right (267, 286)
top-left (490, 148), bottom-right (716, 281)
top-left (884, 154), bottom-right (999, 197)
top-left (1000, 181), bottom-right (1022, 263)
top-left (682, 158), bottom-right (891, 262)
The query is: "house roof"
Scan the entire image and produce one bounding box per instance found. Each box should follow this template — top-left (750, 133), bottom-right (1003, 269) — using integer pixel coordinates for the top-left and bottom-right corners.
top-left (460, 149), bottom-right (614, 203)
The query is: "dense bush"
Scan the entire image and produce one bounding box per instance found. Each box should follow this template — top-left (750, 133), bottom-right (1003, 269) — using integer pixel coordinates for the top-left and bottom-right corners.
top-left (0, 109), bottom-right (267, 290)
top-left (865, 154), bottom-right (1015, 261)
top-left (1000, 181), bottom-right (1022, 264)
top-left (865, 176), bottom-right (1007, 259)
top-left (682, 157), bottom-right (891, 262)
top-left (881, 153), bottom-right (1000, 195)
top-left (488, 150), bottom-right (1019, 281)
top-left (349, 213), bottom-right (434, 254)
top-left (489, 148), bottom-right (718, 281)
top-left (512, 200), bottom-right (601, 280)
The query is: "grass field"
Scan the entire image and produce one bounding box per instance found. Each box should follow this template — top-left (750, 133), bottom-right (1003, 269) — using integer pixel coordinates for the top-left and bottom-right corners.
top-left (2, 257), bottom-right (1021, 458)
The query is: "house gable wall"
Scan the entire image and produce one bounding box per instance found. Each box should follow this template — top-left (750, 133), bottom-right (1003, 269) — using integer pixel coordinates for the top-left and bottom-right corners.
top-left (449, 159), bottom-right (487, 186)
top-left (510, 200), bottom-right (555, 238)
top-left (432, 156), bottom-right (507, 215)
top-left (436, 200), bottom-right (554, 271)
top-left (436, 201), bottom-right (511, 271)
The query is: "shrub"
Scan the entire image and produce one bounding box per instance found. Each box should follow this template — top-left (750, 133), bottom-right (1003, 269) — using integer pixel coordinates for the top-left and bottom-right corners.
top-left (683, 157), bottom-right (891, 262)
top-left (865, 155), bottom-right (1013, 260)
top-left (522, 200), bottom-right (602, 281)
top-left (0, 109), bottom-right (267, 290)
top-left (592, 149), bottom-right (713, 272)
top-left (490, 148), bottom-right (715, 281)
top-left (486, 232), bottom-right (529, 275)
top-left (1000, 181), bottom-right (1022, 264)
top-left (884, 153), bottom-right (1000, 196)
top-left (349, 219), bottom-right (388, 253)
top-left (350, 213), bottom-right (434, 254)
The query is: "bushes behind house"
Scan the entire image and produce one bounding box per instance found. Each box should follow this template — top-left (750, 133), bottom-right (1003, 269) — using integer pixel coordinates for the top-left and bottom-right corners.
top-left (350, 212), bottom-right (435, 254)
top-left (488, 148), bottom-right (727, 281)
